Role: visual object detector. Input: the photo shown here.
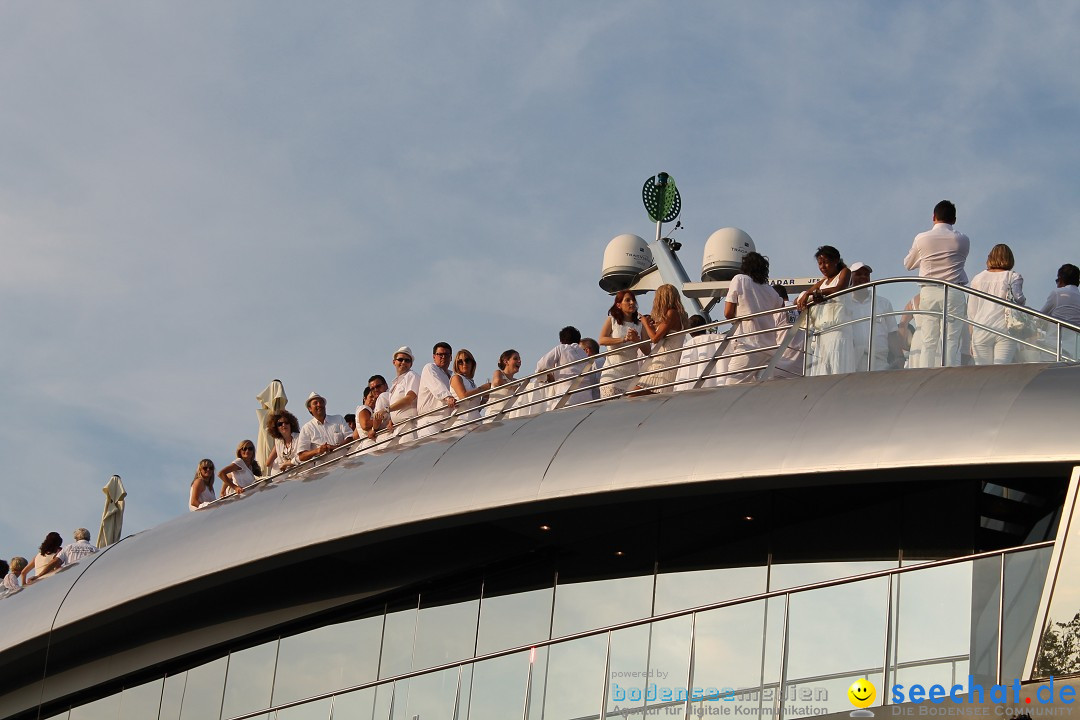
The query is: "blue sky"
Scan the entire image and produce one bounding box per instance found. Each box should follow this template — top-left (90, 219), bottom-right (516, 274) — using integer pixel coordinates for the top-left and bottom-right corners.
top-left (2, 1), bottom-right (1079, 556)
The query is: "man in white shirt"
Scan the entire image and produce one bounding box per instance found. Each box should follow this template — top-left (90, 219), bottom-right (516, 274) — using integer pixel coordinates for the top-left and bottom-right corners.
top-left (297, 392), bottom-right (353, 461)
top-left (417, 342), bottom-right (457, 437)
top-left (57, 528), bottom-right (98, 566)
top-left (535, 326), bottom-right (590, 409)
top-left (903, 200), bottom-right (970, 367)
top-left (848, 262), bottom-right (901, 371)
top-left (578, 337), bottom-right (602, 402)
top-left (377, 346), bottom-right (421, 439)
top-left (1041, 263), bottom-right (1080, 360)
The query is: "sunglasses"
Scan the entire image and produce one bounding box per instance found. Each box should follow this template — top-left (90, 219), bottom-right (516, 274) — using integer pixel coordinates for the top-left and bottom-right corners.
top-left (276, 421), bottom-right (291, 427)
top-left (434, 352), bottom-right (450, 357)
top-left (458, 358), bottom-right (475, 365)
top-left (241, 446), bottom-right (255, 452)
top-left (394, 357), bottom-right (412, 363)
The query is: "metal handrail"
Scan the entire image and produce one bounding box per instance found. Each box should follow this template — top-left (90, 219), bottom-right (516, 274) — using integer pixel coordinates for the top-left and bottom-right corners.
top-left (203, 278), bottom-right (1080, 508)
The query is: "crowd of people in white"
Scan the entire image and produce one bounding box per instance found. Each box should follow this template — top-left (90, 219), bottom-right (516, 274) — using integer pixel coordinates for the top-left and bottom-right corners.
top-left (187, 200), bottom-right (1080, 512)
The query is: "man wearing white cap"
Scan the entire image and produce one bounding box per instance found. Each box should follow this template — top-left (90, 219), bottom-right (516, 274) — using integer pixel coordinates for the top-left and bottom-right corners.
top-left (297, 392), bottom-right (353, 462)
top-left (848, 262), bottom-right (901, 371)
top-left (374, 346), bottom-right (420, 439)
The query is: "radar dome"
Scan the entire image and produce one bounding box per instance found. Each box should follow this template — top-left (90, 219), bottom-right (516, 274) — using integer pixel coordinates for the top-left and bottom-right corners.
top-left (600, 234), bottom-right (652, 292)
top-left (702, 228), bottom-right (755, 281)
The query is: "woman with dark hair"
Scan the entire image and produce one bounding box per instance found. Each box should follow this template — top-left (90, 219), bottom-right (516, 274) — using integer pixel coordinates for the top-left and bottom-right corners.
top-left (797, 245), bottom-right (854, 375)
top-left (21, 532), bottom-right (63, 585)
top-left (219, 440), bottom-right (263, 496)
top-left (485, 349), bottom-right (524, 419)
top-left (723, 252), bottom-right (784, 384)
top-left (265, 410), bottom-right (301, 474)
top-left (189, 459), bottom-right (216, 510)
top-left (968, 244), bottom-right (1025, 365)
top-left (598, 290), bottom-right (647, 398)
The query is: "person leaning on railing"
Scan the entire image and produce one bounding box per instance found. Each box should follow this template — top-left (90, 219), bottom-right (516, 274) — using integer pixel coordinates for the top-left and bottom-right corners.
top-left (485, 349), bottom-right (523, 419)
top-left (189, 459), bottom-right (216, 510)
top-left (631, 284), bottom-right (687, 394)
top-left (450, 348), bottom-right (491, 425)
top-left (597, 290), bottom-right (646, 398)
top-left (265, 410), bottom-right (301, 474)
top-left (796, 245), bottom-right (853, 376)
top-left (724, 251), bottom-right (785, 385)
top-left (968, 244), bottom-right (1026, 366)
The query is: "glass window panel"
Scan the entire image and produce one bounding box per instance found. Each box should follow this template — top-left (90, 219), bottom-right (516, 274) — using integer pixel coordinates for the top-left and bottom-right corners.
top-left (274, 615), bottom-right (383, 705)
top-left (758, 597), bottom-right (787, 717)
top-left (476, 586), bottom-right (553, 655)
top-left (784, 578), bottom-right (889, 716)
top-left (769, 561), bottom-right (896, 592)
top-left (654, 566), bottom-right (767, 615)
top-left (691, 600), bottom-right (768, 717)
top-left (330, 687), bottom-right (375, 720)
top-left (387, 679), bottom-right (411, 720)
top-left (413, 594), bottom-right (479, 671)
top-left (1002, 546), bottom-right (1053, 680)
top-left (467, 651), bottom-right (530, 720)
top-left (222, 640), bottom-right (278, 719)
top-left (643, 616), bottom-right (694, 717)
top-left (968, 556), bottom-right (1002, 685)
top-left (1061, 327), bottom-right (1080, 362)
top-left (458, 664), bottom-right (473, 720)
top-left (160, 672), bottom-right (186, 720)
top-left (534, 633), bottom-right (606, 720)
top-left (605, 624), bottom-right (650, 719)
top-left (783, 671), bottom-right (881, 720)
top-left (179, 656), bottom-right (227, 720)
top-left (404, 666), bottom-right (460, 720)
top-left (379, 601), bottom-right (419, 679)
top-left (893, 562), bottom-right (972, 668)
top-left (70, 693), bottom-right (121, 720)
top-left (552, 575), bottom-right (653, 638)
top-left (275, 698), bottom-right (331, 720)
top-left (372, 681), bottom-right (394, 720)
top-left (119, 677), bottom-right (163, 720)
top-left (44, 713), bottom-right (70, 720)
top-left (526, 646), bottom-right (549, 720)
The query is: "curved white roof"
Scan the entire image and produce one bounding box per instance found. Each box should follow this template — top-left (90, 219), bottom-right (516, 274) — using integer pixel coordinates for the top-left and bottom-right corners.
top-left (2, 363), bottom-right (1078, 675)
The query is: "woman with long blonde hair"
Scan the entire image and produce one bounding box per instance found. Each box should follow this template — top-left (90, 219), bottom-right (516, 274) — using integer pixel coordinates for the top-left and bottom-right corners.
top-left (189, 459), bottom-right (216, 510)
top-left (632, 284), bottom-right (687, 393)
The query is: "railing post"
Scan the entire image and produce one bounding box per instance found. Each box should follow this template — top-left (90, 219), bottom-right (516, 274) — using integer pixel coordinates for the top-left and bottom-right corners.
top-left (866, 285), bottom-right (877, 372)
top-left (940, 284), bottom-right (949, 368)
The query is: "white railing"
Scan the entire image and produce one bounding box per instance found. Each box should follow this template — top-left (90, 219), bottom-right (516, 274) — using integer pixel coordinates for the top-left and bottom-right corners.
top-left (206, 278), bottom-right (1080, 500)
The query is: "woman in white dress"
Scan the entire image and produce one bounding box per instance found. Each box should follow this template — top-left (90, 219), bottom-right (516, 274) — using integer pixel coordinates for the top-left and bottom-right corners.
top-left (968, 244), bottom-right (1025, 365)
top-left (485, 349), bottom-right (524, 419)
top-left (632, 284), bottom-right (687, 394)
top-left (451, 348), bottom-right (491, 425)
top-left (797, 245), bottom-right (853, 376)
top-left (265, 410), bottom-right (301, 474)
top-left (598, 290), bottom-right (646, 398)
top-left (219, 440), bottom-right (262, 496)
top-left (189, 459), bottom-right (216, 511)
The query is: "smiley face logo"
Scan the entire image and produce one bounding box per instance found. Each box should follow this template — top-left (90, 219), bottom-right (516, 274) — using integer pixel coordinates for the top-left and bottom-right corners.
top-left (848, 679), bottom-right (876, 708)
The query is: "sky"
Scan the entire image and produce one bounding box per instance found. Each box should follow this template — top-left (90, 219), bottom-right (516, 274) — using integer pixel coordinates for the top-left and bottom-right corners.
top-left (2, 1), bottom-right (1079, 557)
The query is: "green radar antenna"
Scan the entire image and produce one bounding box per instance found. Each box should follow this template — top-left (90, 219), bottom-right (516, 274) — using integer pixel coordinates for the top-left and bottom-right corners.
top-left (642, 172), bottom-right (681, 224)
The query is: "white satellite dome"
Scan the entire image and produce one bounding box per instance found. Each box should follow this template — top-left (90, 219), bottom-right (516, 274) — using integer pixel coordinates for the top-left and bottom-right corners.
top-left (599, 234), bottom-right (652, 292)
top-left (702, 228), bottom-right (755, 281)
